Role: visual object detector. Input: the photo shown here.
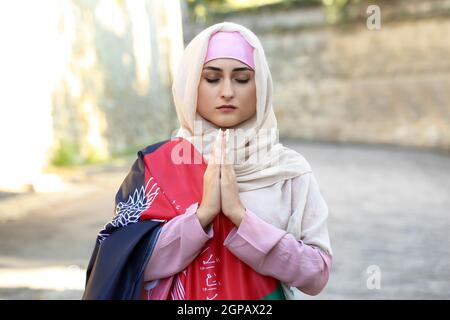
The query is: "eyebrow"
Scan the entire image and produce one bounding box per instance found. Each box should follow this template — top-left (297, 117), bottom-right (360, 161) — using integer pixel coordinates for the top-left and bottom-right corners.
top-left (202, 66), bottom-right (253, 72)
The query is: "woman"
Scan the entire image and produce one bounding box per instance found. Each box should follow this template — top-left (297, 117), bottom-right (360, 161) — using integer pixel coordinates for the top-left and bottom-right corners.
top-left (83, 22), bottom-right (332, 300)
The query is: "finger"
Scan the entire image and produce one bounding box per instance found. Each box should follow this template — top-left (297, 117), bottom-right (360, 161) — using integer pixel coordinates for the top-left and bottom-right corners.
top-left (221, 162), bottom-right (236, 184)
top-left (222, 129), bottom-right (228, 165)
top-left (223, 129), bottom-right (233, 167)
top-left (210, 129), bottom-right (222, 166)
top-left (221, 161), bottom-right (234, 180)
top-left (221, 148), bottom-right (233, 181)
top-left (221, 165), bottom-right (235, 188)
top-left (225, 128), bottom-right (230, 145)
top-left (211, 130), bottom-right (219, 160)
top-left (220, 161), bottom-right (227, 185)
top-left (220, 132), bottom-right (227, 182)
top-left (221, 130), bottom-right (226, 165)
top-left (215, 140), bottom-right (222, 171)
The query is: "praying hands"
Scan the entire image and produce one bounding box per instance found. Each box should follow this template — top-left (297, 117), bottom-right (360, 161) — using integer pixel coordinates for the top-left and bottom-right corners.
top-left (196, 129), bottom-right (246, 229)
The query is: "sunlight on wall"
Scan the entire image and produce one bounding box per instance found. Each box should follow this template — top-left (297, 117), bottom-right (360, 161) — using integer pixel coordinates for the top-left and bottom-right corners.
top-left (94, 0), bottom-right (127, 37)
top-left (162, 0), bottom-right (185, 81)
top-left (0, 1), bottom-right (60, 192)
top-left (0, 0), bottom-right (184, 192)
top-left (80, 98), bottom-right (109, 161)
top-left (227, 0), bottom-right (284, 9)
top-left (126, 0), bottom-right (152, 96)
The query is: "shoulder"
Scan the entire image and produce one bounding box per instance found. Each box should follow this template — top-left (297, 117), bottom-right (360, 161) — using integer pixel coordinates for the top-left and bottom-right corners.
top-left (281, 145), bottom-right (313, 176)
top-left (137, 137), bottom-right (203, 167)
top-left (137, 137), bottom-right (194, 160)
top-left (277, 145), bottom-right (316, 190)
top-left (137, 139), bottom-right (173, 159)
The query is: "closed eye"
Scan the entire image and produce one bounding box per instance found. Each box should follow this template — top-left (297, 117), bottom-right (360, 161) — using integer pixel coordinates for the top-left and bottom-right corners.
top-left (205, 78), bottom-right (249, 84)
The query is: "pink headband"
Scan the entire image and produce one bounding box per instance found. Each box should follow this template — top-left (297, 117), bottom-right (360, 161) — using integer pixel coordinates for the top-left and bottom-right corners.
top-left (204, 31), bottom-right (255, 70)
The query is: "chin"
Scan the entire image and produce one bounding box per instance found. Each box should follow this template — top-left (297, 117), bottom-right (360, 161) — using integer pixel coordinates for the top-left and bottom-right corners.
top-left (206, 116), bottom-right (238, 128)
top-left (213, 119), bottom-right (241, 129)
top-left (201, 113), bottom-right (253, 129)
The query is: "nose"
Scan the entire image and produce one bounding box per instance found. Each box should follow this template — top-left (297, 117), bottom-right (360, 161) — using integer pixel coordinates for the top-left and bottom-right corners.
top-left (220, 78), bottom-right (234, 100)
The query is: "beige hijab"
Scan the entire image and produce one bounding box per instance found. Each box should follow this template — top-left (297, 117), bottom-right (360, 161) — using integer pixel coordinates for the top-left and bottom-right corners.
top-left (172, 22), bottom-right (311, 192)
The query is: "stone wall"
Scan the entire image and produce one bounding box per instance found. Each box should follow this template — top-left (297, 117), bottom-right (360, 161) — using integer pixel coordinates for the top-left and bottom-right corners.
top-left (184, 0), bottom-right (450, 151)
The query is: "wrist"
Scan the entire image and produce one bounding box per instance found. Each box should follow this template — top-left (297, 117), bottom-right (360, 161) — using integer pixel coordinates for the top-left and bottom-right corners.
top-left (196, 206), bottom-right (213, 229)
top-left (228, 206), bottom-right (246, 227)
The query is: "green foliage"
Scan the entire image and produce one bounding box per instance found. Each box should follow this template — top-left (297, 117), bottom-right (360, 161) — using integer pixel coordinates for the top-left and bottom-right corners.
top-left (50, 134), bottom-right (168, 168)
top-left (84, 147), bottom-right (104, 165)
top-left (50, 139), bottom-right (81, 166)
top-left (186, 0), bottom-right (227, 23)
top-left (185, 0), bottom-right (366, 24)
top-left (50, 140), bottom-right (106, 166)
top-left (186, 0), bottom-right (320, 23)
top-left (321, 0), bottom-right (364, 24)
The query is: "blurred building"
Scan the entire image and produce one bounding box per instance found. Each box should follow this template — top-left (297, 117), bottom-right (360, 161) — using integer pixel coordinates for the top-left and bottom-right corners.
top-left (0, 0), bottom-right (184, 192)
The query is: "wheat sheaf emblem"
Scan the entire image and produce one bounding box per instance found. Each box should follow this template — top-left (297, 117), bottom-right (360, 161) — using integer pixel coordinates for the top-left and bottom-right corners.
top-left (98, 178), bottom-right (160, 242)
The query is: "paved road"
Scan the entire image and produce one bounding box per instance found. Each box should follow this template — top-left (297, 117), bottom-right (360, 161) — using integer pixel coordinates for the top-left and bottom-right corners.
top-left (0, 141), bottom-right (449, 299)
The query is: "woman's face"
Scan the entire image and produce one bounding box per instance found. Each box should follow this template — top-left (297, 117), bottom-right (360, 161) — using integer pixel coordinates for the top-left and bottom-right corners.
top-left (197, 58), bottom-right (256, 129)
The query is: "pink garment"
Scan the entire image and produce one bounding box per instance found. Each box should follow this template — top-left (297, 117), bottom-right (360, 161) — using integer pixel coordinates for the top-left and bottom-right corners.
top-left (143, 203), bottom-right (332, 299)
top-left (143, 202), bottom-right (212, 299)
top-left (223, 209), bottom-right (332, 296)
top-left (204, 31), bottom-right (255, 70)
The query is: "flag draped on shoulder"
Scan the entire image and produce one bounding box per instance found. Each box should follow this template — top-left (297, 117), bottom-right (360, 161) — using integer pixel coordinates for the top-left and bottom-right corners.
top-left (83, 137), bottom-right (285, 300)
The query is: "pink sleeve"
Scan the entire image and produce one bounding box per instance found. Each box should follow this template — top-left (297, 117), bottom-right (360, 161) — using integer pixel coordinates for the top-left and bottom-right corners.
top-left (223, 208), bottom-right (332, 296)
top-left (143, 202), bottom-right (214, 282)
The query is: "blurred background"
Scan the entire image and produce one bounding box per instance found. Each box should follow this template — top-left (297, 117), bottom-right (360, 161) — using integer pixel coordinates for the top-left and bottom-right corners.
top-left (0, 0), bottom-right (449, 299)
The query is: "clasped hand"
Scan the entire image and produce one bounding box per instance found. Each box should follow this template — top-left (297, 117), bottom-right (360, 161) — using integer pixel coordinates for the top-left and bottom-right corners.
top-left (196, 129), bottom-right (245, 229)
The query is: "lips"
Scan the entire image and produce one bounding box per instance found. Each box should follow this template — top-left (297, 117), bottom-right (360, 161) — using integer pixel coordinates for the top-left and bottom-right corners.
top-left (217, 105), bottom-right (237, 110)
